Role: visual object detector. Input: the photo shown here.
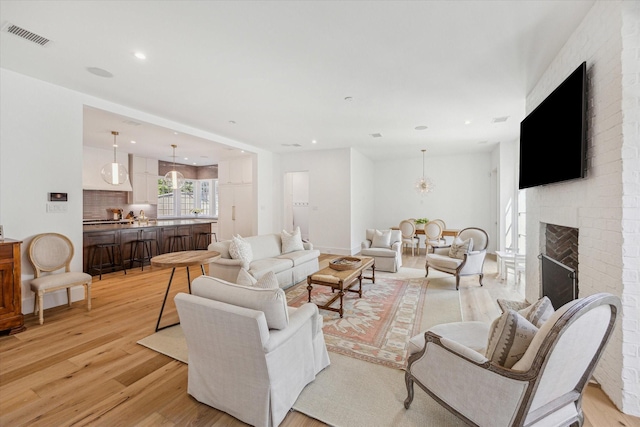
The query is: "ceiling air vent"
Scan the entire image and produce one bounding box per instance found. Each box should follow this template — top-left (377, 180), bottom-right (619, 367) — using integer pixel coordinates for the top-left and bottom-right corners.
top-left (3, 23), bottom-right (51, 46)
top-left (370, 133), bottom-right (383, 138)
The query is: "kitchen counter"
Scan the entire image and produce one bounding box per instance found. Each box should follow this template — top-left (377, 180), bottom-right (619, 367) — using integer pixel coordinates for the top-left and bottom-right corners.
top-left (83, 219), bottom-right (218, 274)
top-left (83, 218), bottom-right (217, 231)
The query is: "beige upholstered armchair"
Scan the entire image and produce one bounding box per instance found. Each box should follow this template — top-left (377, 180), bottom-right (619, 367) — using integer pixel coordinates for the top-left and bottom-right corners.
top-left (404, 293), bottom-right (620, 427)
top-left (425, 227), bottom-right (488, 290)
top-left (360, 228), bottom-right (403, 272)
top-left (174, 276), bottom-right (330, 427)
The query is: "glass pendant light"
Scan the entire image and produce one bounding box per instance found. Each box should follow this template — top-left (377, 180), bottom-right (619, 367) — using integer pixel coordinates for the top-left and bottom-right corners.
top-left (100, 131), bottom-right (129, 185)
top-left (415, 149), bottom-right (434, 195)
top-left (164, 144), bottom-right (185, 190)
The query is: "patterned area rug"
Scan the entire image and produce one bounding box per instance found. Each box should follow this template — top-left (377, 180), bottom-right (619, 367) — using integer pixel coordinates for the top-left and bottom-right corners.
top-left (286, 277), bottom-right (427, 370)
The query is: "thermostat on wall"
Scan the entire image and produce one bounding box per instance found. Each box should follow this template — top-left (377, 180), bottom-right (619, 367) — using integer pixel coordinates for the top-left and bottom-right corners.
top-left (49, 192), bottom-right (68, 202)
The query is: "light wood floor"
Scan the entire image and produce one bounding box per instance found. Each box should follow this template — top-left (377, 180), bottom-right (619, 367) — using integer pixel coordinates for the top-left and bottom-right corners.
top-left (1, 253), bottom-right (637, 426)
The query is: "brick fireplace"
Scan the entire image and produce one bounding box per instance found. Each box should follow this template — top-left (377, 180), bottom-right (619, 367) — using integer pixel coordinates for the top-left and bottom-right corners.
top-left (542, 224), bottom-right (579, 309)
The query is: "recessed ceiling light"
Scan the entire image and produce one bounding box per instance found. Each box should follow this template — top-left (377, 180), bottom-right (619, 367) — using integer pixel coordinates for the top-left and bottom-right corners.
top-left (130, 140), bottom-right (136, 144)
top-left (86, 67), bottom-right (113, 78)
top-left (184, 157), bottom-right (188, 160)
top-left (133, 52), bottom-right (146, 60)
top-left (312, 140), bottom-right (317, 144)
top-left (173, 131), bottom-right (179, 135)
top-left (415, 125), bottom-right (428, 130)
top-left (464, 120), bottom-right (471, 125)
top-left (192, 162), bottom-right (197, 165)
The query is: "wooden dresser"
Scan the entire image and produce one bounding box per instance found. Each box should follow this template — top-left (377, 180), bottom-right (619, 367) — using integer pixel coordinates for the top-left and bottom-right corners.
top-left (0, 239), bottom-right (25, 334)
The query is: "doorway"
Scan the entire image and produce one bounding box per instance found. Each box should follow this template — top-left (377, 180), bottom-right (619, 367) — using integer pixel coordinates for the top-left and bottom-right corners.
top-left (284, 171), bottom-right (309, 241)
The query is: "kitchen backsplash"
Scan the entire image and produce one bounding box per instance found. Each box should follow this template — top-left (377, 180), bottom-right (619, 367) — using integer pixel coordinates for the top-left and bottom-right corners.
top-left (83, 190), bottom-right (157, 220)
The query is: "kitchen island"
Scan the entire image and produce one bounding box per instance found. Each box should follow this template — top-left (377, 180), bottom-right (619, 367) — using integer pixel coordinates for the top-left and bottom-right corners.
top-left (83, 219), bottom-right (217, 274)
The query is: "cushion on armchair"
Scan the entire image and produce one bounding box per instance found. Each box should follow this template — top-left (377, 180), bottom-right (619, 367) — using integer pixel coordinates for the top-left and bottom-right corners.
top-left (485, 309), bottom-right (538, 368)
top-left (191, 275), bottom-right (289, 330)
top-left (371, 229), bottom-right (392, 248)
top-left (448, 236), bottom-right (473, 259)
top-left (518, 296), bottom-right (555, 327)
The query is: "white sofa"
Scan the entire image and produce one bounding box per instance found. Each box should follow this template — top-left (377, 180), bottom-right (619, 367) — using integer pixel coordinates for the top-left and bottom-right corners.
top-left (208, 233), bottom-right (320, 289)
top-left (360, 228), bottom-right (403, 272)
top-left (175, 275), bottom-right (330, 427)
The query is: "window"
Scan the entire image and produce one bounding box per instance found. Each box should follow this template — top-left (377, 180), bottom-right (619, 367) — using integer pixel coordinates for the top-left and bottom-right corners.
top-left (157, 179), bottom-right (218, 218)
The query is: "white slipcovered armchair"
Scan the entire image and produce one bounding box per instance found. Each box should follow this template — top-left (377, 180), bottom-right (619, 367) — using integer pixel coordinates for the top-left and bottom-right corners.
top-left (174, 275), bottom-right (330, 427)
top-left (360, 228), bottom-right (403, 273)
top-left (425, 227), bottom-right (488, 290)
top-left (404, 293), bottom-right (620, 427)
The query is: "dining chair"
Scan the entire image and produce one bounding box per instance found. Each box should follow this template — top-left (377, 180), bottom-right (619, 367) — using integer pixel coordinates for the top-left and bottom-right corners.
top-left (424, 221), bottom-right (443, 253)
top-left (28, 233), bottom-right (92, 325)
top-left (399, 220), bottom-right (419, 256)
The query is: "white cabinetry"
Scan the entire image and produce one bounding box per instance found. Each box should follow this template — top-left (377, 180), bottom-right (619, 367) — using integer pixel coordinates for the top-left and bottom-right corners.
top-left (218, 157), bottom-right (253, 184)
top-left (129, 156), bottom-right (158, 204)
top-left (218, 156), bottom-right (254, 239)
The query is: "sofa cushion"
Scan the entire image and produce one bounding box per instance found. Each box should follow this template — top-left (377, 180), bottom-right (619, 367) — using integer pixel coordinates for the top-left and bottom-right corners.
top-left (229, 235), bottom-right (253, 268)
top-left (245, 234), bottom-right (282, 260)
top-left (277, 249), bottom-right (321, 266)
top-left (191, 275), bottom-right (289, 330)
top-left (361, 247), bottom-right (397, 258)
top-left (281, 226), bottom-right (305, 254)
top-left (485, 309), bottom-right (538, 368)
top-left (449, 236), bottom-right (473, 260)
top-left (249, 258), bottom-right (294, 277)
top-left (372, 229), bottom-right (392, 248)
top-left (518, 296), bottom-right (555, 327)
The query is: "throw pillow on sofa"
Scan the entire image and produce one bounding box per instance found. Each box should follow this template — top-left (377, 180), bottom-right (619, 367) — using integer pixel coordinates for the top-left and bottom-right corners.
top-left (281, 226), bottom-right (305, 253)
top-left (485, 309), bottom-right (538, 368)
top-left (371, 229), bottom-right (392, 248)
top-left (229, 235), bottom-right (253, 269)
top-left (236, 268), bottom-right (258, 286)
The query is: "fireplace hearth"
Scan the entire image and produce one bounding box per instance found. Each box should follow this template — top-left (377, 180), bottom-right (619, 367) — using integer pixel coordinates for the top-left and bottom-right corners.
top-left (542, 224), bottom-right (579, 309)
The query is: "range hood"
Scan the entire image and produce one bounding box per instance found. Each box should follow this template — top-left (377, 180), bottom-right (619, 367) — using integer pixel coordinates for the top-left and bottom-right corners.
top-left (83, 146), bottom-right (133, 191)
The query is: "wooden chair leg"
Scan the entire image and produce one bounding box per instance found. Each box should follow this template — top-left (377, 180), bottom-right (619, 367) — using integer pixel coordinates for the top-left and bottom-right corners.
top-left (86, 283), bottom-right (92, 311)
top-left (38, 292), bottom-right (44, 325)
top-left (67, 287), bottom-right (72, 307)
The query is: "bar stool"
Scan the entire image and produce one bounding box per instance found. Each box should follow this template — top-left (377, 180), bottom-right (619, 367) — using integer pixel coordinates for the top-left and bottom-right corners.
top-left (165, 233), bottom-right (193, 252)
top-left (196, 232), bottom-right (218, 249)
top-left (130, 230), bottom-right (160, 271)
top-left (89, 242), bottom-right (126, 280)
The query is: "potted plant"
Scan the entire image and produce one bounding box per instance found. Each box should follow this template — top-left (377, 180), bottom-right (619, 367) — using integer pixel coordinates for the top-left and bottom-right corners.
top-left (415, 218), bottom-right (429, 230)
top-left (191, 208), bottom-right (203, 217)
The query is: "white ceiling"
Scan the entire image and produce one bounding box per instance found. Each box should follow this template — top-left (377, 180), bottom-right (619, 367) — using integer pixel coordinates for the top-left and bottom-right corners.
top-left (0, 1), bottom-right (595, 165)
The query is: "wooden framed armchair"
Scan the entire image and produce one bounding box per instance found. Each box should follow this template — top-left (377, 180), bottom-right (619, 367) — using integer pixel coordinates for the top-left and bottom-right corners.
top-left (404, 293), bottom-right (620, 426)
top-left (425, 227), bottom-right (488, 290)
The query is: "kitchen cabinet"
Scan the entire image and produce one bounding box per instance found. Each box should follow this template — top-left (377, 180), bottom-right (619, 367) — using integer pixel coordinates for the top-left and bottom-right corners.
top-left (218, 156), bottom-right (253, 184)
top-left (82, 146), bottom-right (133, 191)
top-left (218, 184), bottom-right (253, 240)
top-left (0, 239), bottom-right (25, 334)
top-left (129, 156), bottom-right (158, 204)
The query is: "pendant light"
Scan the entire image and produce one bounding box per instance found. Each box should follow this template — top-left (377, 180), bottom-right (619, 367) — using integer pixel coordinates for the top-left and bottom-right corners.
top-left (100, 131), bottom-right (129, 185)
top-left (415, 149), bottom-right (434, 195)
top-left (164, 144), bottom-right (185, 190)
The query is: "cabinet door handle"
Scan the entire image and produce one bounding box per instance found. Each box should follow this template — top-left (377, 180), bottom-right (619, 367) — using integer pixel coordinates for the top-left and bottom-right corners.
top-left (232, 205), bottom-right (236, 221)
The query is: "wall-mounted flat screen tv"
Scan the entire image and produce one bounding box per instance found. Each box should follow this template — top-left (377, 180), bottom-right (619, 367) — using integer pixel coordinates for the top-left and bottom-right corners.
top-left (519, 62), bottom-right (587, 189)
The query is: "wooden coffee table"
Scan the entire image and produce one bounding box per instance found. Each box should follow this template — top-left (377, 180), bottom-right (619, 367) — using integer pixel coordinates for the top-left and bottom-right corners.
top-left (306, 256), bottom-right (375, 318)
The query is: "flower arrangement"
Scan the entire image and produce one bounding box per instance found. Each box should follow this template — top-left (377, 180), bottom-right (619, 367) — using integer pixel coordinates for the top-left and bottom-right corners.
top-left (191, 208), bottom-right (203, 215)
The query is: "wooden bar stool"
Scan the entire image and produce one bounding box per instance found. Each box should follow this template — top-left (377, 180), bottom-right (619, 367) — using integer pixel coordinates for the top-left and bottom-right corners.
top-left (196, 232), bottom-right (218, 249)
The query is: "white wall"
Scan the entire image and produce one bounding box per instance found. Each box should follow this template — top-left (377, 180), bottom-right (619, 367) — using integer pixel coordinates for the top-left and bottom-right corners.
top-left (350, 149), bottom-right (375, 254)
top-left (372, 151), bottom-right (495, 253)
top-left (1, 69), bottom-right (86, 310)
top-left (524, 1), bottom-right (638, 415)
top-left (278, 149), bottom-right (352, 254)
